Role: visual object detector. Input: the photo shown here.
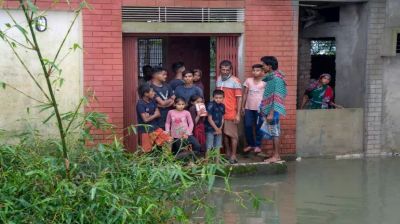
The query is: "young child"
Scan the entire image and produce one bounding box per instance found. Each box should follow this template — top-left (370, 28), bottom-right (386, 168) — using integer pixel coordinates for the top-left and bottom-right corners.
top-left (150, 66), bottom-right (175, 130)
top-left (241, 64), bottom-right (266, 153)
top-left (165, 97), bottom-right (201, 154)
top-left (174, 70), bottom-right (203, 104)
top-left (193, 68), bottom-right (204, 91)
top-left (205, 90), bottom-right (225, 153)
top-left (136, 83), bottom-right (161, 152)
top-left (189, 95), bottom-right (207, 153)
top-left (169, 62), bottom-right (186, 92)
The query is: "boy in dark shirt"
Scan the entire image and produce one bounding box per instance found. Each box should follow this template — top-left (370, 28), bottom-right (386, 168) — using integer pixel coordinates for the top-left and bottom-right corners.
top-left (169, 62), bottom-right (185, 92)
top-left (136, 83), bottom-right (160, 152)
top-left (205, 90), bottom-right (225, 152)
top-left (150, 67), bottom-right (175, 130)
top-left (174, 70), bottom-right (203, 104)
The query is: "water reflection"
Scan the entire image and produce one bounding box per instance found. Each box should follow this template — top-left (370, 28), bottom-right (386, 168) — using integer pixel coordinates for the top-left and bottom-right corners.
top-left (210, 158), bottom-right (400, 224)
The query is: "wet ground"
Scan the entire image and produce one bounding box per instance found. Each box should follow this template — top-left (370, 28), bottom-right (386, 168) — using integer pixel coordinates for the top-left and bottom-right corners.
top-left (210, 158), bottom-right (400, 224)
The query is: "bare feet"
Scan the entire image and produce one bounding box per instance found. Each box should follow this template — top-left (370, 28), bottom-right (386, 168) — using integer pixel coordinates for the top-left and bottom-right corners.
top-left (254, 147), bottom-right (262, 153)
top-left (264, 156), bottom-right (282, 164)
top-left (243, 146), bottom-right (253, 153)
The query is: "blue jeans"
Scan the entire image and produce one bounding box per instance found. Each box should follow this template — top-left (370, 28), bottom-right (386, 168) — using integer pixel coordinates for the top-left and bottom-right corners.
top-left (244, 109), bottom-right (263, 147)
top-left (206, 132), bottom-right (223, 150)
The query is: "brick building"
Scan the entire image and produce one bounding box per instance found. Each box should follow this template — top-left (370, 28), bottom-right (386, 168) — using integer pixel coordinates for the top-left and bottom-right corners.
top-left (2, 0), bottom-right (400, 155)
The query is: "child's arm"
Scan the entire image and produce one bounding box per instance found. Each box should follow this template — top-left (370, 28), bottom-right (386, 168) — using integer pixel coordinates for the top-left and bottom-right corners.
top-left (165, 111), bottom-right (171, 133)
top-left (140, 108), bottom-right (161, 123)
top-left (155, 97), bottom-right (174, 108)
top-left (207, 115), bottom-right (222, 135)
top-left (219, 118), bottom-right (224, 129)
top-left (241, 86), bottom-right (249, 115)
top-left (186, 111), bottom-right (194, 135)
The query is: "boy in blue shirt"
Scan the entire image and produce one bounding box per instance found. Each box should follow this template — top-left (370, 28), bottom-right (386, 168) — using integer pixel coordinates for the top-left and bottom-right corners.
top-left (136, 83), bottom-right (160, 152)
top-left (174, 70), bottom-right (203, 104)
top-left (205, 90), bottom-right (225, 153)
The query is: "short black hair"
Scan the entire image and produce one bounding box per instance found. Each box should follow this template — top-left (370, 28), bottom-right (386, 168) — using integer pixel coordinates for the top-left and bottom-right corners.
top-left (219, 60), bottom-right (232, 69)
top-left (174, 97), bottom-right (186, 104)
top-left (261, 56), bottom-right (278, 70)
top-left (138, 83), bottom-right (152, 98)
top-left (172, 62), bottom-right (185, 73)
top-left (142, 65), bottom-right (153, 81)
top-left (252, 64), bottom-right (263, 70)
top-left (213, 89), bottom-right (224, 97)
top-left (151, 66), bottom-right (164, 77)
top-left (182, 69), bottom-right (194, 77)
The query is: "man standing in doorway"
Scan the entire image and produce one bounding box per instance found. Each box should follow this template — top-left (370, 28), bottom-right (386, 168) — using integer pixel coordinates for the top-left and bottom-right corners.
top-left (260, 56), bottom-right (287, 163)
top-left (216, 60), bottom-right (242, 164)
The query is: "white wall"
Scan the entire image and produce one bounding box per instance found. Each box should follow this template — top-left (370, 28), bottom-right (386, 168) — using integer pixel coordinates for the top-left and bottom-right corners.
top-left (0, 10), bottom-right (82, 140)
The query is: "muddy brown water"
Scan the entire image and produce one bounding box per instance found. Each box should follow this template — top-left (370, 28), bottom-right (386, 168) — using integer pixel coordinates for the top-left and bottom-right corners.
top-left (207, 158), bottom-right (400, 224)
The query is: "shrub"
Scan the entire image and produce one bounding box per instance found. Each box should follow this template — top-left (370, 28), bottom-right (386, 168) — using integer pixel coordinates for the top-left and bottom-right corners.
top-left (0, 140), bottom-right (232, 223)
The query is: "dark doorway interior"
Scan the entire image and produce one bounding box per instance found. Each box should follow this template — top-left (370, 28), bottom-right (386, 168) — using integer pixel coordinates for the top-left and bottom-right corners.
top-left (137, 36), bottom-right (211, 101)
top-left (310, 38), bottom-right (336, 90)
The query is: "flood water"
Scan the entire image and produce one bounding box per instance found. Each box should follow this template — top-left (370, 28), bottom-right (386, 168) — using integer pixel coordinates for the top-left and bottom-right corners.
top-left (212, 158), bottom-right (400, 224)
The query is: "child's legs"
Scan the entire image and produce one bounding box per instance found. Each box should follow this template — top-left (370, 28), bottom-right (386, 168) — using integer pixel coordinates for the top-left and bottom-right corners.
top-left (206, 132), bottom-right (215, 151)
top-left (255, 112), bottom-right (264, 147)
top-left (188, 135), bottom-right (201, 152)
top-left (244, 109), bottom-right (256, 147)
top-left (214, 134), bottom-right (223, 150)
top-left (172, 138), bottom-right (185, 154)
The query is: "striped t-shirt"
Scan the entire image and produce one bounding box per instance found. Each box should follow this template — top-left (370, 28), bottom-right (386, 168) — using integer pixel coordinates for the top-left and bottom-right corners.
top-left (216, 75), bottom-right (242, 120)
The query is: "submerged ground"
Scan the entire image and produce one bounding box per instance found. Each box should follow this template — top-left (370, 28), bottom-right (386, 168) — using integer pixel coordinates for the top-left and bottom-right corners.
top-left (212, 158), bottom-right (400, 224)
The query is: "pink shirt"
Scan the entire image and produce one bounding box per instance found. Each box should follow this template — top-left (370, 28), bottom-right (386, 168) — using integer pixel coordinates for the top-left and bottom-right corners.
top-left (165, 110), bottom-right (194, 139)
top-left (243, 78), bottom-right (266, 111)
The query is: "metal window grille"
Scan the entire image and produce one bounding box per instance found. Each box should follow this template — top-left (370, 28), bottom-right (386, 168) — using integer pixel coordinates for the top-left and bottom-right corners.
top-left (122, 7), bottom-right (245, 23)
top-left (138, 38), bottom-right (164, 77)
top-left (396, 33), bottom-right (400, 54)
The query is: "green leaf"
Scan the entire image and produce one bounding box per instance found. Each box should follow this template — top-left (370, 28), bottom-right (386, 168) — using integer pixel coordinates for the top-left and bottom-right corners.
top-left (15, 24), bottom-right (28, 35)
top-left (72, 43), bottom-right (81, 51)
top-left (11, 42), bottom-right (17, 48)
top-left (90, 186), bottom-right (97, 200)
top-left (26, 107), bottom-right (30, 114)
top-left (5, 23), bottom-right (11, 28)
top-left (43, 111), bottom-right (55, 124)
top-left (0, 81), bottom-right (6, 89)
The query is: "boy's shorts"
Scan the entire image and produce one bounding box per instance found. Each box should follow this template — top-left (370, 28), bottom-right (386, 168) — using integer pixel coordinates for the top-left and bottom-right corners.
top-left (223, 120), bottom-right (238, 139)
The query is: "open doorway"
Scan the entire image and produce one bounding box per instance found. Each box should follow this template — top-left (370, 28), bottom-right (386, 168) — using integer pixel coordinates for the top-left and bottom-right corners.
top-left (137, 36), bottom-right (212, 101)
top-left (310, 38), bottom-right (336, 90)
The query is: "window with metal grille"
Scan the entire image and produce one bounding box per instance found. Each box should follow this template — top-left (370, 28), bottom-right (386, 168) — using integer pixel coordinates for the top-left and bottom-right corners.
top-left (122, 7), bottom-right (245, 23)
top-left (396, 33), bottom-right (400, 54)
top-left (138, 38), bottom-right (164, 78)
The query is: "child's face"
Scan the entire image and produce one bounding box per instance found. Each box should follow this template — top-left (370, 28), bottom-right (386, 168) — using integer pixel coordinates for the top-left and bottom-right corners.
top-left (193, 72), bottom-right (201, 82)
top-left (154, 71), bottom-right (166, 82)
top-left (193, 97), bottom-right (203, 105)
top-left (183, 73), bottom-right (194, 85)
top-left (214, 94), bottom-right (224, 104)
top-left (252, 68), bottom-right (264, 78)
top-left (175, 100), bottom-right (186, 111)
top-left (146, 88), bottom-right (156, 99)
top-left (321, 76), bottom-right (331, 85)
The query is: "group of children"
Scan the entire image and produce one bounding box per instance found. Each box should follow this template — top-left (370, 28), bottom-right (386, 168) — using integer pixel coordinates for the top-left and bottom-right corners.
top-left (136, 56), bottom-right (287, 164)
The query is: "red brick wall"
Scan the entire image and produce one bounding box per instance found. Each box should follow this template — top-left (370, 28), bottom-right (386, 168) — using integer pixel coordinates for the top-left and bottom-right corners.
top-left (245, 0), bottom-right (298, 154)
top-left (82, 1), bottom-right (124, 141)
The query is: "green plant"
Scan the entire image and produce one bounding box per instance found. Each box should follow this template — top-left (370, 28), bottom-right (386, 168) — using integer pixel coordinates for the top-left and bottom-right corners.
top-left (0, 139), bottom-right (264, 223)
top-left (0, 0), bottom-right (91, 178)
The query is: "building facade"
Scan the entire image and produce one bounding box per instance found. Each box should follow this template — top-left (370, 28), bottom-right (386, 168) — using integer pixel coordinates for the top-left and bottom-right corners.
top-left (1, 0), bottom-right (400, 155)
